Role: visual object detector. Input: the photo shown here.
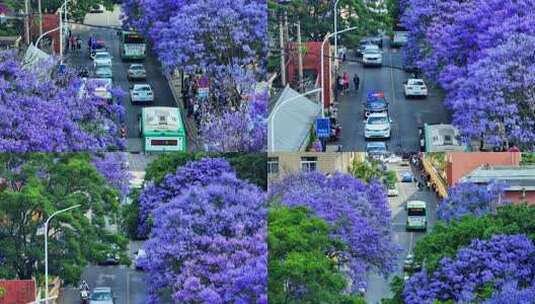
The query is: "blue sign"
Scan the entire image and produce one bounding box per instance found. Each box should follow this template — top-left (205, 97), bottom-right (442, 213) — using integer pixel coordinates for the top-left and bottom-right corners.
top-left (316, 118), bottom-right (331, 138)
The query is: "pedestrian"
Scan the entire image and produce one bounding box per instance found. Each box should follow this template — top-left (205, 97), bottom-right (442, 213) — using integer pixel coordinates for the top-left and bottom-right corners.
top-left (353, 74), bottom-right (360, 91)
top-left (342, 52), bottom-right (347, 62)
top-left (70, 36), bottom-right (76, 51)
top-left (343, 72), bottom-right (349, 91)
top-left (76, 37), bottom-right (82, 50)
top-left (337, 76), bottom-right (345, 96)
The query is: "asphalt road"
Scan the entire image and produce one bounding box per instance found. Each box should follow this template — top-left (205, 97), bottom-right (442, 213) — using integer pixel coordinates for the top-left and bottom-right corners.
top-left (66, 7), bottom-right (176, 152)
top-left (59, 241), bottom-right (148, 304)
top-left (335, 39), bottom-right (450, 152)
top-left (365, 160), bottom-right (440, 303)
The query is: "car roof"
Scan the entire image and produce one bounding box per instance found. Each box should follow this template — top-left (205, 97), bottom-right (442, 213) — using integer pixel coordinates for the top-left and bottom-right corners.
top-left (134, 84), bottom-right (151, 88)
top-left (93, 287), bottom-right (112, 292)
top-left (129, 64), bottom-right (144, 68)
top-left (367, 142), bottom-right (387, 148)
top-left (95, 51), bottom-right (110, 55)
top-left (407, 200), bottom-right (427, 208)
top-left (368, 112), bottom-right (388, 118)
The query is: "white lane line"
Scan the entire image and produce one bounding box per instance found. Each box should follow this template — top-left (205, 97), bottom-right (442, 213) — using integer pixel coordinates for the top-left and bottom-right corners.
top-left (389, 50), bottom-right (396, 105)
top-left (126, 270), bottom-right (130, 304)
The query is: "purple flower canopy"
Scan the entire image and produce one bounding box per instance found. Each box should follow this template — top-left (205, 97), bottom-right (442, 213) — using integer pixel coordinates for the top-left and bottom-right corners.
top-left (437, 181), bottom-right (508, 222)
top-left (403, 234), bottom-right (535, 304)
top-left (138, 158), bottom-right (267, 303)
top-left (0, 51), bottom-right (126, 152)
top-left (269, 171), bottom-right (399, 291)
top-left (91, 153), bottom-right (132, 198)
top-left (402, 0), bottom-right (535, 149)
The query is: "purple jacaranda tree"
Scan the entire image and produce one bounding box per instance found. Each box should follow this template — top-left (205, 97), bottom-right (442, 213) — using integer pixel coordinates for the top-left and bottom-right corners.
top-left (403, 234), bottom-right (535, 304)
top-left (139, 159), bottom-right (267, 304)
top-left (445, 34), bottom-right (535, 149)
top-left (150, 0), bottom-right (267, 74)
top-left (0, 51), bottom-right (126, 152)
top-left (269, 172), bottom-right (398, 292)
top-left (200, 88), bottom-right (267, 152)
top-left (401, 0), bottom-right (535, 149)
top-left (91, 153), bottom-right (132, 198)
top-left (120, 0), bottom-right (190, 36)
top-left (437, 181), bottom-right (508, 222)
top-left (483, 280), bottom-right (535, 304)
top-left (137, 157), bottom-right (235, 238)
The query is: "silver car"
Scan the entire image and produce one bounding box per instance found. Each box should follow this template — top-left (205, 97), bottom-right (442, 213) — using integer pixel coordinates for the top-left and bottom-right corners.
top-left (130, 84), bottom-right (154, 104)
top-left (94, 66), bottom-right (113, 79)
top-left (90, 287), bottom-right (114, 304)
top-left (127, 64), bottom-right (147, 80)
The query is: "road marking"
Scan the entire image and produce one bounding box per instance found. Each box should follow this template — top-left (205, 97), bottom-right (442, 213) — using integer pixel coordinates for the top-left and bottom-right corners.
top-left (126, 270), bottom-right (130, 304)
top-left (389, 50), bottom-right (396, 105)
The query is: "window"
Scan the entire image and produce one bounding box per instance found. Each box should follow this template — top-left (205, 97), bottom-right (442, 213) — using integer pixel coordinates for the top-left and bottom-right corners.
top-left (301, 157), bottom-right (318, 172)
top-left (267, 157), bottom-right (279, 175)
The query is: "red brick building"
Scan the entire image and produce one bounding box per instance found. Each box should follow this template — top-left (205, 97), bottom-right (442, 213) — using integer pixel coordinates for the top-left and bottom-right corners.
top-left (30, 13), bottom-right (61, 53)
top-left (0, 280), bottom-right (36, 304)
top-left (286, 41), bottom-right (331, 109)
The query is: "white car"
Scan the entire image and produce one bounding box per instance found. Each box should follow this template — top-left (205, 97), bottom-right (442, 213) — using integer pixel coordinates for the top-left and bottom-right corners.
top-left (362, 45), bottom-right (382, 66)
top-left (387, 186), bottom-right (399, 197)
top-left (93, 51), bottom-right (112, 67)
top-left (90, 287), bottom-right (114, 304)
top-left (130, 84), bottom-right (154, 103)
top-left (365, 112), bottom-right (391, 139)
top-left (134, 249), bottom-right (147, 270)
top-left (392, 31), bottom-right (409, 48)
top-left (366, 142), bottom-right (388, 159)
top-left (404, 78), bottom-right (428, 98)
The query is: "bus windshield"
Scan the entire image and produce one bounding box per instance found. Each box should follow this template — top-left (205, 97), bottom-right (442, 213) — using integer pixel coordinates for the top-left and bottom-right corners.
top-left (124, 34), bottom-right (144, 44)
top-left (408, 208), bottom-right (426, 217)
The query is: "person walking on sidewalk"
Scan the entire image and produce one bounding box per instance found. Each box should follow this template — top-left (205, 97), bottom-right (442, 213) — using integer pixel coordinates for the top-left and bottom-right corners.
top-left (338, 75), bottom-right (345, 96)
top-left (353, 73), bottom-right (360, 91)
top-left (343, 72), bottom-right (349, 91)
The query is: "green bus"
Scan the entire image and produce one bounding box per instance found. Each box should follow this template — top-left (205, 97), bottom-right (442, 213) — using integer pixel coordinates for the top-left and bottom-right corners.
top-left (119, 31), bottom-right (147, 60)
top-left (406, 200), bottom-right (427, 231)
top-left (139, 107), bottom-right (187, 152)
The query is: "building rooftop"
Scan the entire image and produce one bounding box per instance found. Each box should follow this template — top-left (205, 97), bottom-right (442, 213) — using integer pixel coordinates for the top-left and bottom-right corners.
top-left (462, 165), bottom-right (535, 190)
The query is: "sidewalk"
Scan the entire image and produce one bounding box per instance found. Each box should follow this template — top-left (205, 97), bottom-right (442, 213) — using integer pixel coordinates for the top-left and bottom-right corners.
top-left (166, 73), bottom-right (203, 151)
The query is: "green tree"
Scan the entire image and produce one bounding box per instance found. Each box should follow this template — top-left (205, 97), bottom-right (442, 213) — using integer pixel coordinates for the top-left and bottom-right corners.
top-left (120, 188), bottom-right (141, 240)
top-left (383, 204), bottom-right (535, 302)
top-left (521, 152), bottom-right (535, 165)
top-left (0, 153), bottom-right (127, 284)
top-left (268, 0), bottom-right (391, 51)
top-left (269, 205), bottom-right (365, 304)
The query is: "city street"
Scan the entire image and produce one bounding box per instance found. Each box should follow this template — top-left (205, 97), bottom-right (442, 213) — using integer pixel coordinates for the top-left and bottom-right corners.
top-left (58, 242), bottom-right (148, 304)
top-left (334, 39), bottom-right (451, 152)
top-left (66, 6), bottom-right (177, 152)
top-left (366, 160), bottom-right (440, 303)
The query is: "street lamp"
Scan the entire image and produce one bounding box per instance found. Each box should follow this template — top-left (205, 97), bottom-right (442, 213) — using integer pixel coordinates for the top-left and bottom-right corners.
top-left (59, 0), bottom-right (72, 64)
top-left (42, 204), bottom-right (81, 304)
top-left (35, 26), bottom-right (61, 49)
top-left (320, 26), bottom-right (357, 115)
top-left (333, 0), bottom-right (341, 65)
top-left (269, 87), bottom-right (323, 152)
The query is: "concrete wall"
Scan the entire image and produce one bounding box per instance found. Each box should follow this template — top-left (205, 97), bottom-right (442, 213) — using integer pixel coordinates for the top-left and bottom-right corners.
top-left (267, 152), bottom-right (361, 185)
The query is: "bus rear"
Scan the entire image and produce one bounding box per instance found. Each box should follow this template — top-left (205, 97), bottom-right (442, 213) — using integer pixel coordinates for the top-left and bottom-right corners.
top-left (406, 200), bottom-right (427, 231)
top-left (140, 107), bottom-right (187, 152)
top-left (120, 31), bottom-right (146, 60)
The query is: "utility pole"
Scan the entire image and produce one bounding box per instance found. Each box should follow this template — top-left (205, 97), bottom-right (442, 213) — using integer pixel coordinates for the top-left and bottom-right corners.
top-left (296, 21), bottom-right (304, 92)
top-left (24, 0), bottom-right (30, 45)
top-left (283, 11), bottom-right (289, 49)
top-left (279, 15), bottom-right (286, 86)
top-left (38, 0), bottom-right (43, 37)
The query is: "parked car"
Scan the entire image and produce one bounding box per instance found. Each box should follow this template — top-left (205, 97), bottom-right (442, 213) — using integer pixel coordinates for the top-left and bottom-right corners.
top-left (387, 185), bottom-right (399, 197)
top-left (403, 254), bottom-right (422, 272)
top-left (404, 78), bottom-right (428, 98)
top-left (93, 51), bottom-right (112, 67)
top-left (362, 45), bottom-right (383, 66)
top-left (365, 112), bottom-right (391, 139)
top-left (100, 244), bottom-right (120, 265)
top-left (366, 142), bottom-right (388, 159)
top-left (127, 64), bottom-right (147, 80)
top-left (130, 84), bottom-right (154, 104)
top-left (357, 39), bottom-right (375, 56)
top-left (90, 287), bottom-right (114, 304)
top-left (134, 249), bottom-right (147, 271)
top-left (401, 172), bottom-right (416, 183)
top-left (94, 65), bottom-right (113, 79)
top-left (392, 31), bottom-right (408, 48)
top-left (364, 90), bottom-right (389, 118)
top-left (90, 4), bottom-right (105, 13)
